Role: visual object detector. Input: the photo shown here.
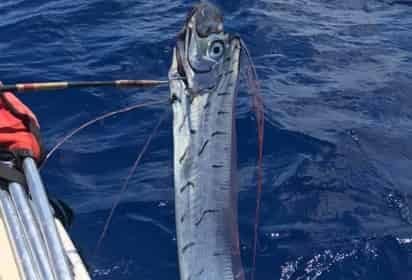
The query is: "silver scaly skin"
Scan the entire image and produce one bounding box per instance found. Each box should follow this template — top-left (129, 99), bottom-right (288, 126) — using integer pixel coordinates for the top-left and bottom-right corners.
top-left (169, 2), bottom-right (244, 280)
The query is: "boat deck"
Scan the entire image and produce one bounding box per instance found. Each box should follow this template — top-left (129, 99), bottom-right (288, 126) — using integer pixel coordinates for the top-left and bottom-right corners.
top-left (0, 214), bottom-right (90, 280)
top-left (0, 214), bottom-right (22, 280)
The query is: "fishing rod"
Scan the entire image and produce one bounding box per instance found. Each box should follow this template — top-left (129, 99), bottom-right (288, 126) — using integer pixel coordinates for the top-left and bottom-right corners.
top-left (0, 79), bottom-right (169, 93)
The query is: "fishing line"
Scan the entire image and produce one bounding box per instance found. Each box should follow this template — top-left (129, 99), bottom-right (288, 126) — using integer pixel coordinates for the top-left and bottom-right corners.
top-left (40, 98), bottom-right (169, 170)
top-left (240, 39), bottom-right (265, 280)
top-left (93, 107), bottom-right (170, 255)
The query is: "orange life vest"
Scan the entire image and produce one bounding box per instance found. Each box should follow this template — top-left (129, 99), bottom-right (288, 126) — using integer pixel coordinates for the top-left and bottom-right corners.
top-left (0, 92), bottom-right (43, 162)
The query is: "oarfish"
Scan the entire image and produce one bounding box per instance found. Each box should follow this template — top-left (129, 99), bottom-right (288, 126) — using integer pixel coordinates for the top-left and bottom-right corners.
top-left (169, 2), bottom-right (244, 280)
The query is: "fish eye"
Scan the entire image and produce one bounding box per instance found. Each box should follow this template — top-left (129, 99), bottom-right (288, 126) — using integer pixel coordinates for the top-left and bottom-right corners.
top-left (208, 40), bottom-right (224, 60)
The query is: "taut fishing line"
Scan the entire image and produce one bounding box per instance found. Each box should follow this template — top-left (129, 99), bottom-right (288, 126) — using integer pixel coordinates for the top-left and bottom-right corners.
top-left (240, 39), bottom-right (265, 280)
top-left (94, 107), bottom-right (170, 255)
top-left (40, 98), bottom-right (169, 170)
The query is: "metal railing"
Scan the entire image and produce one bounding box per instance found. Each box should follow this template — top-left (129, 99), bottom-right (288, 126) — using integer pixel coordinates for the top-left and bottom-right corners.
top-left (0, 157), bottom-right (79, 280)
top-left (9, 182), bottom-right (55, 280)
top-left (23, 158), bottom-right (74, 280)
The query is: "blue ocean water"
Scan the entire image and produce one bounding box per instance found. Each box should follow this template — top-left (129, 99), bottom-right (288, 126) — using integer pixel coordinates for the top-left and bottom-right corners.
top-left (1, 0), bottom-right (412, 279)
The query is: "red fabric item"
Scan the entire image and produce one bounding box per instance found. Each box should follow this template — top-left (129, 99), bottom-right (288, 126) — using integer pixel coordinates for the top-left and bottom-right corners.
top-left (0, 91), bottom-right (42, 161)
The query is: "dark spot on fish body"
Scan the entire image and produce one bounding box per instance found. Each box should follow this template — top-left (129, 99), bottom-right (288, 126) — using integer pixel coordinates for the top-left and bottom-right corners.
top-left (218, 92), bottom-right (230, 96)
top-left (189, 94), bottom-right (196, 104)
top-left (179, 114), bottom-right (187, 131)
top-left (198, 139), bottom-right (209, 156)
top-left (186, 270), bottom-right (205, 280)
top-left (170, 93), bottom-right (180, 104)
top-left (195, 269), bottom-right (205, 277)
top-left (195, 209), bottom-right (220, 226)
top-left (180, 213), bottom-right (186, 223)
top-left (179, 147), bottom-right (188, 163)
top-left (190, 129), bottom-right (197, 134)
top-left (225, 70), bottom-right (234, 76)
top-left (218, 111), bottom-right (229, 115)
top-left (182, 242), bottom-right (196, 254)
top-left (180, 181), bottom-right (195, 193)
top-left (212, 164), bottom-right (224, 168)
top-left (212, 131), bottom-right (226, 137)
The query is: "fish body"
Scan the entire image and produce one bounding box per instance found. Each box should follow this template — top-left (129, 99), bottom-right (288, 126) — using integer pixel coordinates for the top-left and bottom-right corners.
top-left (169, 2), bottom-right (244, 280)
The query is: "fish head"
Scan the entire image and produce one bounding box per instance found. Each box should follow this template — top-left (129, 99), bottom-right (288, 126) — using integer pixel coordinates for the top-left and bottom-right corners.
top-left (169, 1), bottom-right (240, 95)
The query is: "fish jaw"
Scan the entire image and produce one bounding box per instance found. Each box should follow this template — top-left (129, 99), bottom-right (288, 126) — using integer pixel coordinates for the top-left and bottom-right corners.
top-left (169, 37), bottom-right (244, 280)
